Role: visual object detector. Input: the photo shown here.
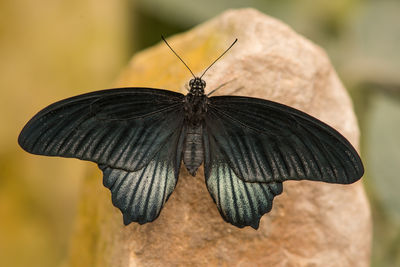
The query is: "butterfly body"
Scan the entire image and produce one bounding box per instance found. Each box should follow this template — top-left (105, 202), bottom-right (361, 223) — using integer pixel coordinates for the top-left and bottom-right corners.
top-left (183, 77), bottom-right (208, 176)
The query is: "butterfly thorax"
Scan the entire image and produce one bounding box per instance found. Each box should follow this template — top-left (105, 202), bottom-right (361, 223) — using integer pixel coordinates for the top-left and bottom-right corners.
top-left (182, 77), bottom-right (208, 176)
top-left (184, 77), bottom-right (208, 127)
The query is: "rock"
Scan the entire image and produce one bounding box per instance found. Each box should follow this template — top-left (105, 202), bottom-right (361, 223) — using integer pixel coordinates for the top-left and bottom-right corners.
top-left (69, 8), bottom-right (371, 267)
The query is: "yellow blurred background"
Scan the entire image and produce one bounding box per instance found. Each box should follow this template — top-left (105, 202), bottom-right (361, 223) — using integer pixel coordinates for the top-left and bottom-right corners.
top-left (1, 1), bottom-right (399, 266)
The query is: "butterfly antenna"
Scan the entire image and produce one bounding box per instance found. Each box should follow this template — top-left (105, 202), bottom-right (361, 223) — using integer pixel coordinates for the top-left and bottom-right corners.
top-left (162, 35), bottom-right (196, 79)
top-left (200, 38), bottom-right (237, 79)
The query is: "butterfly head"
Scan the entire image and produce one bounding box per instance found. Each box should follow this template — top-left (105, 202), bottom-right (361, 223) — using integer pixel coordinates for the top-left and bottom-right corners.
top-left (189, 77), bottom-right (206, 96)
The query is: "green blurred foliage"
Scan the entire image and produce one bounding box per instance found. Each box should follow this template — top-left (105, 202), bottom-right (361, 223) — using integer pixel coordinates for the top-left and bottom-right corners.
top-left (1, 0), bottom-right (399, 266)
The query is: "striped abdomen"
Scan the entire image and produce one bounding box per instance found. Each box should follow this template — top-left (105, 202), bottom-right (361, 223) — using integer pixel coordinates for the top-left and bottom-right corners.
top-left (183, 125), bottom-right (204, 176)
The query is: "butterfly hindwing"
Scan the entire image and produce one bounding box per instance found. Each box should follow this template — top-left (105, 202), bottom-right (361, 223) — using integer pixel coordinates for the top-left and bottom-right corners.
top-left (18, 88), bottom-right (185, 171)
top-left (203, 131), bottom-right (283, 229)
top-left (99, 125), bottom-right (185, 224)
top-left (206, 96), bottom-right (364, 184)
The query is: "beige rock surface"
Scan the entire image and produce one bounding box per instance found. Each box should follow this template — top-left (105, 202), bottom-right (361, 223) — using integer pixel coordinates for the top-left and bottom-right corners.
top-left (69, 8), bottom-right (371, 267)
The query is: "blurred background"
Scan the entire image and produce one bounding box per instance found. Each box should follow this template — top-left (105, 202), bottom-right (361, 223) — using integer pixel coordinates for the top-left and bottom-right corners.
top-left (1, 0), bottom-right (399, 266)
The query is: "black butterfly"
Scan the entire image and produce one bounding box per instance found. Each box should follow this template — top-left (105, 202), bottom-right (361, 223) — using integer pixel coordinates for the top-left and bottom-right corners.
top-left (18, 37), bottom-right (364, 229)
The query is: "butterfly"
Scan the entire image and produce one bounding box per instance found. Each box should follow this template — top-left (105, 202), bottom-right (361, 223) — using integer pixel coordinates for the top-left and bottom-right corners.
top-left (18, 37), bottom-right (364, 229)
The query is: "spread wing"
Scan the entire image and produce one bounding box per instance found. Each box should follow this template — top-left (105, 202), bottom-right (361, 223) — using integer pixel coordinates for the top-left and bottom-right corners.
top-left (19, 87), bottom-right (186, 224)
top-left (203, 95), bottom-right (363, 228)
top-left (18, 88), bottom-right (185, 172)
top-left (206, 95), bottom-right (363, 184)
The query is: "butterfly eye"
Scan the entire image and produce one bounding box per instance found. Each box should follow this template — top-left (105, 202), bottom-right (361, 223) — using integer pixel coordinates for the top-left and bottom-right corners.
top-left (201, 80), bottom-right (206, 87)
top-left (189, 79), bottom-right (194, 86)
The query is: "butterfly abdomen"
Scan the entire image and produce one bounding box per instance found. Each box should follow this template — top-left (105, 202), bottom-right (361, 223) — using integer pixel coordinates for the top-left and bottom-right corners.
top-left (183, 125), bottom-right (204, 176)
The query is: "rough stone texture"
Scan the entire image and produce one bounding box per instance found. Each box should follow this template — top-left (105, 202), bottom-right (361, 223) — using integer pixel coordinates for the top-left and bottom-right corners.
top-left (68, 8), bottom-right (371, 267)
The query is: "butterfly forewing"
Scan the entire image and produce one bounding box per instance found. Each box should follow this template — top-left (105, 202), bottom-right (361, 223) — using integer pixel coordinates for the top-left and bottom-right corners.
top-left (18, 88), bottom-right (185, 172)
top-left (205, 96), bottom-right (364, 184)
